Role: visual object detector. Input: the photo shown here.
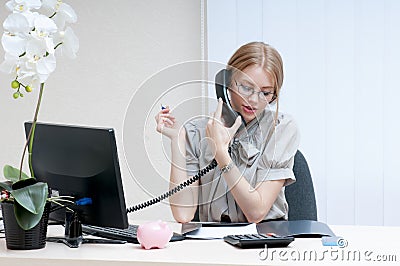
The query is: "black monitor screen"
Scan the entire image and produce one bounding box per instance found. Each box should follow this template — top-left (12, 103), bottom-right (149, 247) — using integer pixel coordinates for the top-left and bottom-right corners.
top-left (24, 122), bottom-right (128, 229)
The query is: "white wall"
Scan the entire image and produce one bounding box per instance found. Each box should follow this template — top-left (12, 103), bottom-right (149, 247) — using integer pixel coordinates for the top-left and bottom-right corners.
top-left (207, 0), bottom-right (400, 226)
top-left (0, 0), bottom-right (204, 222)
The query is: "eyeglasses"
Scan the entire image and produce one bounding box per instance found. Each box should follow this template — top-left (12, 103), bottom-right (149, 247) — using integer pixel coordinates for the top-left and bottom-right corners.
top-left (234, 80), bottom-right (275, 102)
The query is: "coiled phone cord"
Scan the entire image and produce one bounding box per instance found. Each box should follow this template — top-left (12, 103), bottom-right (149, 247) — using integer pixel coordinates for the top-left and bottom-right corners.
top-left (126, 146), bottom-right (233, 214)
top-left (126, 159), bottom-right (217, 213)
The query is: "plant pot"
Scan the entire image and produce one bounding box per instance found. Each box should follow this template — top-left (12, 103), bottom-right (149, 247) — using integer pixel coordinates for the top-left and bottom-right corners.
top-left (1, 201), bottom-right (50, 250)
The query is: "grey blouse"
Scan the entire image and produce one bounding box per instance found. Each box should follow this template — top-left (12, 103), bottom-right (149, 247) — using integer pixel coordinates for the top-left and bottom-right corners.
top-left (184, 109), bottom-right (300, 222)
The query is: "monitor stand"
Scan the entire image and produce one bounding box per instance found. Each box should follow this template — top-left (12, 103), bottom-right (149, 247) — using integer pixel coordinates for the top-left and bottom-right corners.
top-left (46, 210), bottom-right (126, 248)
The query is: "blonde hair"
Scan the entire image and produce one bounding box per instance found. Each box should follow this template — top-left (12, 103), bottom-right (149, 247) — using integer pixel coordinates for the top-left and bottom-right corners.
top-left (227, 42), bottom-right (284, 123)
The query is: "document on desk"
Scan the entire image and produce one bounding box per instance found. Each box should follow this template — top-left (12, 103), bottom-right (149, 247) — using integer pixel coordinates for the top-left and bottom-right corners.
top-left (184, 223), bottom-right (258, 239)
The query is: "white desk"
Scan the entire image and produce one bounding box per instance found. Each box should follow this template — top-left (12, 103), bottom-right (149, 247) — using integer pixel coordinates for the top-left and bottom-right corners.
top-left (1, 225), bottom-right (399, 266)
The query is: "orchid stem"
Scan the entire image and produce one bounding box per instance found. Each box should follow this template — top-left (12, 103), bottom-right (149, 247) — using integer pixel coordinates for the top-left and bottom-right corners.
top-left (49, 12), bottom-right (57, 19)
top-left (19, 83), bottom-right (45, 180)
top-left (54, 42), bottom-right (63, 50)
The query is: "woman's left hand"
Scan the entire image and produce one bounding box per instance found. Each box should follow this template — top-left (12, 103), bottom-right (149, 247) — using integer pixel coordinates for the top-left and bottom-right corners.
top-left (206, 98), bottom-right (242, 156)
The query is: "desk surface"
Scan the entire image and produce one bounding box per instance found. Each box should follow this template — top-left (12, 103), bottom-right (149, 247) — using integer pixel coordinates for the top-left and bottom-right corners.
top-left (1, 224), bottom-right (399, 266)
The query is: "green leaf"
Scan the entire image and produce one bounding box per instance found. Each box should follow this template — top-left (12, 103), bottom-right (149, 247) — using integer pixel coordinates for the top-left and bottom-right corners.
top-left (14, 201), bottom-right (46, 230)
top-left (10, 182), bottom-right (48, 214)
top-left (0, 181), bottom-right (12, 191)
top-left (3, 165), bottom-right (31, 182)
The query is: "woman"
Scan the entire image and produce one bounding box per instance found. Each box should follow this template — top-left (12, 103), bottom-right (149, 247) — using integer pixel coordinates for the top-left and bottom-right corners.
top-left (155, 42), bottom-right (299, 223)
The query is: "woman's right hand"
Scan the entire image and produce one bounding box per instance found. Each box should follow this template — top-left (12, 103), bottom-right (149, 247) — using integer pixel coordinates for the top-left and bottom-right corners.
top-left (155, 106), bottom-right (181, 139)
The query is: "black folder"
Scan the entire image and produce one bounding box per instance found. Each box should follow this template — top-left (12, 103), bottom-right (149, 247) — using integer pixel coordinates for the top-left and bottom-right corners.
top-left (256, 220), bottom-right (335, 238)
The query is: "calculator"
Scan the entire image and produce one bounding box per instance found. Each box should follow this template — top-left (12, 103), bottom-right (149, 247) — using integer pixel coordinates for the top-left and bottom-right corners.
top-left (223, 233), bottom-right (294, 248)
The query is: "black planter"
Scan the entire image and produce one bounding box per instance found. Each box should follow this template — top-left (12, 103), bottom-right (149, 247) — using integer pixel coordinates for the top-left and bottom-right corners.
top-left (1, 201), bottom-right (50, 250)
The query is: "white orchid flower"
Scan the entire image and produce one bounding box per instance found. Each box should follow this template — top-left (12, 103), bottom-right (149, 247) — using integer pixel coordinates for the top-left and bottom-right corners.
top-left (1, 0), bottom-right (77, 96)
top-left (34, 14), bottom-right (57, 36)
top-left (2, 34), bottom-right (28, 57)
top-left (3, 12), bottom-right (31, 33)
top-left (0, 52), bottom-right (33, 78)
top-left (31, 14), bottom-right (57, 54)
top-left (14, 71), bottom-right (41, 92)
top-left (0, 52), bottom-right (20, 74)
top-left (6, 1), bottom-right (41, 29)
top-left (5, 0), bottom-right (42, 12)
top-left (0, 52), bottom-right (40, 90)
top-left (2, 13), bottom-right (31, 57)
top-left (54, 26), bottom-right (78, 59)
top-left (25, 39), bottom-right (56, 83)
top-left (42, 0), bottom-right (77, 30)
top-left (4, 4), bottom-right (39, 29)
top-left (17, 66), bottom-right (38, 87)
top-left (5, 0), bottom-right (42, 29)
top-left (36, 53), bottom-right (56, 82)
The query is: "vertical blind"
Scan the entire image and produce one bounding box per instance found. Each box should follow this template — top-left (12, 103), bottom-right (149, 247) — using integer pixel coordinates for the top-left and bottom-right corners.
top-left (207, 0), bottom-right (400, 226)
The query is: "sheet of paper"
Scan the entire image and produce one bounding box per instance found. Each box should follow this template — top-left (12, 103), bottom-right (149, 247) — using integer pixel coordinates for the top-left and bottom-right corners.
top-left (185, 223), bottom-right (258, 239)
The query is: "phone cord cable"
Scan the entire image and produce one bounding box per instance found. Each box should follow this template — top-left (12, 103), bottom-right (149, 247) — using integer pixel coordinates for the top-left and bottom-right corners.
top-left (126, 147), bottom-right (232, 214)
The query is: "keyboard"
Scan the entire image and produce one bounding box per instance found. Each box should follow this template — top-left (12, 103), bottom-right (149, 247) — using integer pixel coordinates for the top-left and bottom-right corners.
top-left (223, 233), bottom-right (294, 248)
top-left (81, 224), bottom-right (184, 244)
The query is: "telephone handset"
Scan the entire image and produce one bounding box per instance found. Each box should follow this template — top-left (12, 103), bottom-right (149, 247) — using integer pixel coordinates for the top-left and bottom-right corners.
top-left (126, 69), bottom-right (238, 214)
top-left (215, 69), bottom-right (245, 128)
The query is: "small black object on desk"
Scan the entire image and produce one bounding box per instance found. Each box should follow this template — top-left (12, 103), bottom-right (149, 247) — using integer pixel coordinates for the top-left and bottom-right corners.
top-left (256, 220), bottom-right (335, 238)
top-left (223, 233), bottom-right (294, 248)
top-left (47, 210), bottom-right (126, 248)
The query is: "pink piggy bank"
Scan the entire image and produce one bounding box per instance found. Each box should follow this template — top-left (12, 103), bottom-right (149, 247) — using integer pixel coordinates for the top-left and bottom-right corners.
top-left (137, 220), bottom-right (173, 249)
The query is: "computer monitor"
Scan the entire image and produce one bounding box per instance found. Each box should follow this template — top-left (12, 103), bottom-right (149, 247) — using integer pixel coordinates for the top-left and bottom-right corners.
top-left (24, 122), bottom-right (129, 229)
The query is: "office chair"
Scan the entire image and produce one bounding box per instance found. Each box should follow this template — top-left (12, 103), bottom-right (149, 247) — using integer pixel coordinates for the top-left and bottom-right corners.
top-left (192, 150), bottom-right (317, 222)
top-left (285, 150), bottom-right (318, 221)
